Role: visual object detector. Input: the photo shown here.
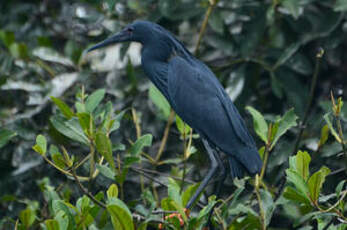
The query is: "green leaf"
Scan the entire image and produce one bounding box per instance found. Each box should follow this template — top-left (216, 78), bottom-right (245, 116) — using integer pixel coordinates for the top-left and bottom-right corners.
top-left (52, 200), bottom-right (76, 229)
top-left (19, 209), bottom-right (36, 228)
top-left (334, 0), bottom-right (347, 11)
top-left (274, 42), bottom-right (301, 70)
top-left (107, 184), bottom-right (119, 199)
top-left (168, 178), bottom-right (182, 207)
top-left (85, 89), bottom-right (106, 113)
top-left (149, 84), bottom-right (171, 119)
top-left (45, 219), bottom-right (60, 230)
top-left (9, 42), bottom-right (28, 59)
top-left (283, 186), bottom-right (311, 204)
top-left (0, 129), bottom-right (16, 148)
top-left (52, 153), bottom-right (66, 168)
top-left (95, 132), bottom-right (115, 172)
top-left (107, 204), bottom-right (134, 230)
top-left (323, 113), bottom-right (342, 143)
top-left (182, 183), bottom-right (200, 207)
top-left (129, 134), bottom-right (152, 156)
top-left (246, 106), bottom-right (268, 143)
top-left (318, 125), bottom-right (329, 148)
top-left (295, 151), bottom-right (311, 181)
top-left (32, 135), bottom-right (47, 156)
top-left (50, 116), bottom-right (89, 145)
top-left (208, 11), bottom-right (224, 35)
top-left (336, 180), bottom-right (345, 198)
top-left (77, 112), bottom-right (94, 136)
top-left (51, 96), bottom-right (74, 119)
top-left (176, 115), bottom-right (191, 137)
top-left (308, 166), bottom-right (331, 202)
top-left (271, 108), bottom-right (298, 149)
top-left (285, 168), bottom-right (310, 197)
top-left (96, 164), bottom-right (116, 180)
top-left (0, 30), bottom-right (15, 47)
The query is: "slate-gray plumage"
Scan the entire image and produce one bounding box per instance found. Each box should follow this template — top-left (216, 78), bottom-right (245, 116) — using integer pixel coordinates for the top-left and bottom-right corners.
top-left (87, 20), bottom-right (262, 209)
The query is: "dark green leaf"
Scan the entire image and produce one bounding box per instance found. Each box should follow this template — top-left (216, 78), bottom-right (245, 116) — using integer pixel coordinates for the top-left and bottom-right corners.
top-left (96, 164), bottom-right (115, 180)
top-left (0, 129), bottom-right (16, 148)
top-left (334, 0), bottom-right (347, 11)
top-left (271, 108), bottom-right (298, 149)
top-left (295, 151), bottom-right (311, 181)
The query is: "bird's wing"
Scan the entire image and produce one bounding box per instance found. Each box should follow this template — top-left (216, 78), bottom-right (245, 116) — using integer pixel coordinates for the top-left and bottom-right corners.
top-left (167, 56), bottom-right (261, 174)
top-left (167, 56), bottom-right (255, 149)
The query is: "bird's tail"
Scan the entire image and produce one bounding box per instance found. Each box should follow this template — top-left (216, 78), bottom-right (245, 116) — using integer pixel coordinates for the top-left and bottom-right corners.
top-left (228, 149), bottom-right (262, 179)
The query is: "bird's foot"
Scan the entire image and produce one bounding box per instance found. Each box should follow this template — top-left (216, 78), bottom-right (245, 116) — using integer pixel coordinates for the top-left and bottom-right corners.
top-left (158, 208), bottom-right (190, 229)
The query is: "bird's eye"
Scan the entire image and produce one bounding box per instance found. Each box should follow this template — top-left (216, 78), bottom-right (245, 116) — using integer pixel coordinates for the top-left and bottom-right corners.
top-left (127, 27), bottom-right (134, 33)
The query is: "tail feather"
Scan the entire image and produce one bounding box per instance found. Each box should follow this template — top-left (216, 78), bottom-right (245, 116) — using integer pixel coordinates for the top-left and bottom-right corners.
top-left (228, 157), bottom-right (245, 179)
top-left (229, 148), bottom-right (263, 179)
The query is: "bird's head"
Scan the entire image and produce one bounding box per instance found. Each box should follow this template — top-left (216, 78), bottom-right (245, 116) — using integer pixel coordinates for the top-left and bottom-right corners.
top-left (87, 20), bottom-right (161, 53)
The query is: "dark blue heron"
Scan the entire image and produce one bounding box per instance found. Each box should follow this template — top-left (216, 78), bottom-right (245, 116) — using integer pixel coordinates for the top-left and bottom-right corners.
top-left (87, 20), bottom-right (262, 209)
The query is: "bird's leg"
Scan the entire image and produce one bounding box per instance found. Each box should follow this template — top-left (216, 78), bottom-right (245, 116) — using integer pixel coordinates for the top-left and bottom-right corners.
top-left (186, 139), bottom-right (218, 209)
top-left (212, 150), bottom-right (227, 197)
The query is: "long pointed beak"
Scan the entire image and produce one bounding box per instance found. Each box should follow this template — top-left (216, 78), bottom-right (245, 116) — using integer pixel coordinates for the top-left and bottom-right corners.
top-left (87, 31), bottom-right (127, 53)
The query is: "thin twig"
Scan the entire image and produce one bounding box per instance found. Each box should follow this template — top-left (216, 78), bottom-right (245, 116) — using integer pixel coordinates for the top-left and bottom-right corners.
top-left (255, 175), bottom-right (266, 230)
top-left (71, 167), bottom-right (107, 209)
top-left (195, 0), bottom-right (218, 56)
top-left (155, 109), bottom-right (175, 162)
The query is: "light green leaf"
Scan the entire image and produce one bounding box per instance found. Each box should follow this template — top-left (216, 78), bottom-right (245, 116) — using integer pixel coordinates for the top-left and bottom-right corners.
top-left (107, 184), bottom-right (119, 199)
top-left (168, 178), bottom-right (182, 207)
top-left (318, 125), bottom-right (329, 148)
top-left (32, 135), bottom-right (47, 156)
top-left (149, 84), bottom-right (171, 119)
top-left (324, 113), bottom-right (342, 143)
top-left (50, 116), bottom-right (89, 145)
top-left (130, 134), bottom-right (152, 156)
top-left (271, 108), bottom-right (298, 149)
top-left (308, 166), bottom-right (331, 202)
top-left (45, 219), bottom-right (60, 230)
top-left (182, 183), bottom-right (200, 207)
top-left (51, 96), bottom-right (74, 119)
top-left (95, 132), bottom-right (115, 172)
top-left (107, 204), bottom-right (134, 230)
top-left (19, 209), bottom-right (36, 228)
top-left (295, 151), bottom-right (311, 181)
top-left (85, 89), bottom-right (106, 113)
top-left (175, 115), bottom-right (191, 137)
top-left (0, 129), bottom-right (17, 148)
top-left (246, 106), bottom-right (268, 143)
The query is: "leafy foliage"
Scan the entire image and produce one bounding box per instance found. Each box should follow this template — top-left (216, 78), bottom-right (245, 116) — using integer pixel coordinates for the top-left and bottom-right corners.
top-left (1, 0), bottom-right (347, 229)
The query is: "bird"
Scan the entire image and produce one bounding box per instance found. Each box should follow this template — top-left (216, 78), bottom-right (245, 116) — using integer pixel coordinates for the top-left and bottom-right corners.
top-left (87, 20), bottom-right (262, 209)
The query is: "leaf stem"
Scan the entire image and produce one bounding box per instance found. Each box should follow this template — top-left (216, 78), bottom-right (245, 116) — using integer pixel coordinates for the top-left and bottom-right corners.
top-left (155, 109), bottom-right (175, 163)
